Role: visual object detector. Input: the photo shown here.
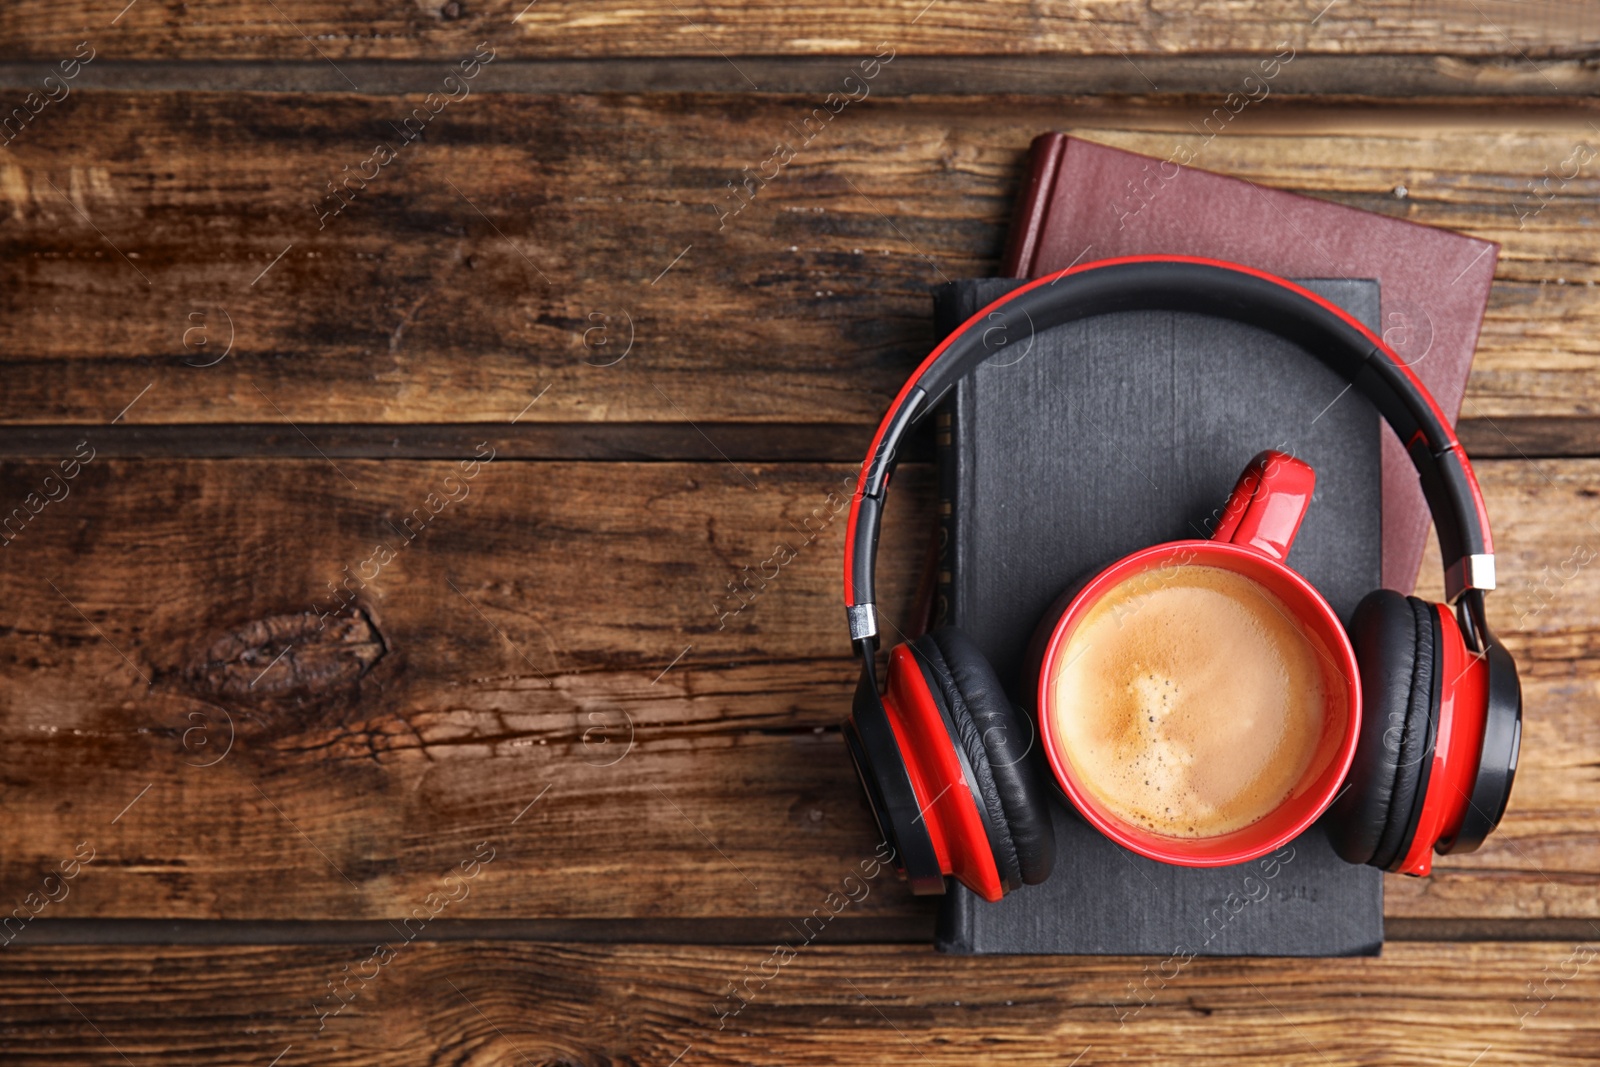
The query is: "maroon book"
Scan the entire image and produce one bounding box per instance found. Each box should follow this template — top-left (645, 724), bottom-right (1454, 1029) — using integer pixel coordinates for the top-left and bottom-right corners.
top-left (1002, 134), bottom-right (1498, 593)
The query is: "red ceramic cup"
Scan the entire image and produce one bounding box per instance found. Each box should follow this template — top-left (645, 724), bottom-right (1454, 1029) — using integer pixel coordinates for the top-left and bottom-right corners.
top-left (1035, 450), bottom-right (1362, 867)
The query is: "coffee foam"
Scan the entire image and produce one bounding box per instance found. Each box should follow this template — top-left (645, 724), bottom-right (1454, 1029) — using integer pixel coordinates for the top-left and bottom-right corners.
top-left (1051, 564), bottom-right (1345, 839)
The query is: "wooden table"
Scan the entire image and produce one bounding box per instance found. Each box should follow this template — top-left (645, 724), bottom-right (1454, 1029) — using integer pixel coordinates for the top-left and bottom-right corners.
top-left (0, 2), bottom-right (1596, 1062)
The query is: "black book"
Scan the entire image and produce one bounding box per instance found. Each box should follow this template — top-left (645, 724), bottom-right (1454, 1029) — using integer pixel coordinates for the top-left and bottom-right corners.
top-left (931, 277), bottom-right (1385, 956)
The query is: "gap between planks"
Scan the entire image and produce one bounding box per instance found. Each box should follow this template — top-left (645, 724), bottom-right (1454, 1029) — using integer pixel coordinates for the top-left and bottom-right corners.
top-left (0, 54), bottom-right (1597, 97)
top-left (7, 916), bottom-right (1597, 946)
top-left (0, 420), bottom-right (1588, 461)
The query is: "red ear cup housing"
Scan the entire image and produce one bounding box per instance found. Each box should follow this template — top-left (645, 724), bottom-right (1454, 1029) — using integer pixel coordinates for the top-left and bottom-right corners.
top-left (846, 627), bottom-right (1054, 901)
top-left (1441, 628), bottom-right (1520, 854)
top-left (844, 669), bottom-right (944, 896)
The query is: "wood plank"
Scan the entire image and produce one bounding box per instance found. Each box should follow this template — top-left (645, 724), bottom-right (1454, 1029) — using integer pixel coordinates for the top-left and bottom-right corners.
top-left (0, 94), bottom-right (1597, 426)
top-left (0, 942), bottom-right (1594, 1064)
top-left (0, 456), bottom-right (1597, 921)
top-left (0, 0), bottom-right (1596, 62)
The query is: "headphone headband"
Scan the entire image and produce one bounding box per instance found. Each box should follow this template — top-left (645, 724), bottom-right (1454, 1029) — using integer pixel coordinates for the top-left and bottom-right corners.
top-left (843, 256), bottom-right (1496, 644)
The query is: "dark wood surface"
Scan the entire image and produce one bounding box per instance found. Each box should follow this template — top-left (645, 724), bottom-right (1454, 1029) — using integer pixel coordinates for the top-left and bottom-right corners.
top-left (2, 2), bottom-right (1598, 1062)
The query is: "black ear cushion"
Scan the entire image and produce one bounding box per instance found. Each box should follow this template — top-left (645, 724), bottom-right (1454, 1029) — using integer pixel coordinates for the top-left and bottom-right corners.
top-left (926, 627), bottom-right (1056, 886)
top-left (911, 632), bottom-right (1023, 891)
top-left (1328, 590), bottom-right (1437, 869)
top-left (1370, 597), bottom-right (1439, 872)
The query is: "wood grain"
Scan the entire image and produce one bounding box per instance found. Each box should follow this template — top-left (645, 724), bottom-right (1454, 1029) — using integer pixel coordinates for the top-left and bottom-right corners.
top-left (0, 456), bottom-right (1595, 921)
top-left (0, 94), bottom-right (1596, 427)
top-left (0, 0), bottom-right (1595, 62)
top-left (0, 941), bottom-right (1595, 1064)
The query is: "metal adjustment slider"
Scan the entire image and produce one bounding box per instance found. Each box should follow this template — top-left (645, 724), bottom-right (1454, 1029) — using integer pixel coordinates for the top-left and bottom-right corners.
top-left (847, 603), bottom-right (878, 642)
top-left (1445, 553), bottom-right (1497, 603)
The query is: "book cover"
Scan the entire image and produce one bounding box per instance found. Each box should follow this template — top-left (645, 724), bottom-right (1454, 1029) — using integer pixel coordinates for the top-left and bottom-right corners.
top-left (1001, 133), bottom-right (1498, 594)
top-left (931, 276), bottom-right (1385, 956)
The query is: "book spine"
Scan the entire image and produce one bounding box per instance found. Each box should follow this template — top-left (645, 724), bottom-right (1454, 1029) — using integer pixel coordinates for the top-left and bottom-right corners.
top-left (932, 883), bottom-right (977, 954)
top-left (932, 409), bottom-right (954, 630)
top-left (929, 281), bottom-right (972, 635)
top-left (999, 132), bottom-right (1067, 279)
top-left (932, 283), bottom-right (977, 953)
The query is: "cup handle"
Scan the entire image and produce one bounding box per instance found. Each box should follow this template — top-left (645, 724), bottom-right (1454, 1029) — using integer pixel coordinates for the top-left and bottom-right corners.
top-left (1209, 450), bottom-right (1316, 562)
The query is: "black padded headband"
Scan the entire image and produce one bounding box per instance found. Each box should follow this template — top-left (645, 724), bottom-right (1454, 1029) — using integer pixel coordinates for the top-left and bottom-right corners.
top-left (843, 256), bottom-right (1496, 645)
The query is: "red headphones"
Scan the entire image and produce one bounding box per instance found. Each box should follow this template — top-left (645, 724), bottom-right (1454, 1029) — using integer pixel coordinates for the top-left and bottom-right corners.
top-left (842, 256), bottom-right (1522, 902)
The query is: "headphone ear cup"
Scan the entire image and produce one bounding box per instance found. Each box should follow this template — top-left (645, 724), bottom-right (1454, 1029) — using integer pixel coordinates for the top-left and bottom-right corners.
top-left (912, 632), bottom-right (1023, 891)
top-left (919, 628), bottom-right (1056, 886)
top-left (1328, 590), bottom-right (1439, 870)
